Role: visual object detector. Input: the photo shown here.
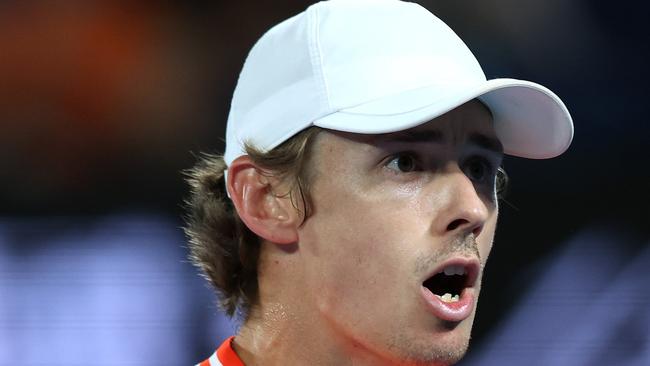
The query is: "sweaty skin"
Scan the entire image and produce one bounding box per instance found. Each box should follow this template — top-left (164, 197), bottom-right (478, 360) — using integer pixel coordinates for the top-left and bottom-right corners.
top-left (235, 100), bottom-right (502, 366)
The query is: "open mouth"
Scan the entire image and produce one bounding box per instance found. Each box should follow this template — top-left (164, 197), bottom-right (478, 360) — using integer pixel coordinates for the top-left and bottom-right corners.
top-left (423, 262), bottom-right (478, 303)
top-left (420, 259), bottom-right (480, 321)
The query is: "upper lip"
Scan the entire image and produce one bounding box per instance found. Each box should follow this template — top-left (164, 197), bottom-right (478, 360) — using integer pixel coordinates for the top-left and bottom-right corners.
top-left (422, 256), bottom-right (481, 289)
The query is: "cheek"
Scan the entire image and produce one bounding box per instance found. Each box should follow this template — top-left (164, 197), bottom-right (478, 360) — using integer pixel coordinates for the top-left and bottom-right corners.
top-left (303, 195), bottom-right (410, 280)
top-left (478, 212), bottom-right (498, 264)
top-left (299, 182), bottom-right (421, 313)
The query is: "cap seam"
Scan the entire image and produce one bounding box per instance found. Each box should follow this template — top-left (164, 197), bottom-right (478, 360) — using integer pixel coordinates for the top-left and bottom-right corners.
top-left (307, 4), bottom-right (332, 113)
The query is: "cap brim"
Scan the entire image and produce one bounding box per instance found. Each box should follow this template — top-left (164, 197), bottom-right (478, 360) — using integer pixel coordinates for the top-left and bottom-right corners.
top-left (314, 78), bottom-right (574, 159)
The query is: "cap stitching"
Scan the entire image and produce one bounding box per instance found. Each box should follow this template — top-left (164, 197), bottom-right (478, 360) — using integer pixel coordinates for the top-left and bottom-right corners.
top-left (307, 5), bottom-right (332, 112)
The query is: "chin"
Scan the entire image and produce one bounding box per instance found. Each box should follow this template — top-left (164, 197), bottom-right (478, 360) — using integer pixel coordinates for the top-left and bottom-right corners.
top-left (386, 325), bottom-right (472, 366)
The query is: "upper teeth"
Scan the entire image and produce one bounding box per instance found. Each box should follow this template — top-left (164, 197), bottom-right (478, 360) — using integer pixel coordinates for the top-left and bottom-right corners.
top-left (440, 293), bottom-right (460, 302)
top-left (442, 265), bottom-right (466, 276)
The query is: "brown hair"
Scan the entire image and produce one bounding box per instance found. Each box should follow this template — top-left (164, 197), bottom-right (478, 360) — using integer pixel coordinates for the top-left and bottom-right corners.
top-left (183, 127), bottom-right (322, 318)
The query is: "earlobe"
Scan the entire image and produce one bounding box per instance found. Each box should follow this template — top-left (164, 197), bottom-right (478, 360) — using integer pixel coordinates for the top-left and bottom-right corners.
top-left (227, 156), bottom-right (300, 245)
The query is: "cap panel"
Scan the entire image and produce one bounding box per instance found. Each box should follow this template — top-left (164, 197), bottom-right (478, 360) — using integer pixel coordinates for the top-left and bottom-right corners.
top-left (225, 11), bottom-right (325, 165)
top-left (315, 0), bottom-right (486, 111)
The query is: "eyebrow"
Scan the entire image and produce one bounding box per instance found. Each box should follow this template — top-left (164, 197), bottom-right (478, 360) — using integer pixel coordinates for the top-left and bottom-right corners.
top-left (377, 130), bottom-right (503, 154)
top-left (467, 133), bottom-right (503, 154)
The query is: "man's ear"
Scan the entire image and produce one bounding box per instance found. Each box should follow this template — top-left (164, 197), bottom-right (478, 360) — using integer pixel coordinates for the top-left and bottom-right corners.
top-left (227, 155), bottom-right (300, 245)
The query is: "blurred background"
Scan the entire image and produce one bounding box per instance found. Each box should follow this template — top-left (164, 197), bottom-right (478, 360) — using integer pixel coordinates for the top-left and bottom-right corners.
top-left (0, 1), bottom-right (648, 365)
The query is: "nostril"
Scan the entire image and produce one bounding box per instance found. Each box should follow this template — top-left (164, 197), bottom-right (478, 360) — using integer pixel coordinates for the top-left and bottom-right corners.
top-left (446, 219), bottom-right (467, 232)
top-left (446, 219), bottom-right (484, 237)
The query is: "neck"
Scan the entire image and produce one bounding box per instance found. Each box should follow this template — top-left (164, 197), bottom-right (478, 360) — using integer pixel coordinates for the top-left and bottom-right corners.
top-left (232, 276), bottom-right (397, 365)
top-left (231, 246), bottom-right (403, 366)
top-left (233, 302), bottom-right (399, 366)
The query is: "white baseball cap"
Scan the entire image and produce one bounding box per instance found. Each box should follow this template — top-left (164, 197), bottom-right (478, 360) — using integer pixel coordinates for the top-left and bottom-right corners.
top-left (224, 0), bottom-right (574, 167)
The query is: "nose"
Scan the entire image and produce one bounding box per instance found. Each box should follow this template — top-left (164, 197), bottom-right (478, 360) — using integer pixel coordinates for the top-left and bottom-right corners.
top-left (432, 165), bottom-right (490, 238)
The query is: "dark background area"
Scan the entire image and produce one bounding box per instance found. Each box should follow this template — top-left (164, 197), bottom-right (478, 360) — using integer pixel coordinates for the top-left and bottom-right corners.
top-left (1, 1), bottom-right (648, 364)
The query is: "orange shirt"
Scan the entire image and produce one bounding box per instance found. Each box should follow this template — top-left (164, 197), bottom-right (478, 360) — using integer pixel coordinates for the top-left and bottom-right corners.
top-left (197, 337), bottom-right (245, 366)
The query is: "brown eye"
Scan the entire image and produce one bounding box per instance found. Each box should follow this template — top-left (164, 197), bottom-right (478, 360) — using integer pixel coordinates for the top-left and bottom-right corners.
top-left (463, 156), bottom-right (494, 183)
top-left (385, 153), bottom-right (418, 173)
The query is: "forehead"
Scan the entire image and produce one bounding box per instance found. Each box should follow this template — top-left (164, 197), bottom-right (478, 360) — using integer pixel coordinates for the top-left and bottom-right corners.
top-left (377, 99), bottom-right (496, 143)
top-left (318, 99), bottom-right (500, 152)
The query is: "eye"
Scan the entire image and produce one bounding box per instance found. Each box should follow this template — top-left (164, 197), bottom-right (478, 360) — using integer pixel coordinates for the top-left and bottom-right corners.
top-left (385, 153), bottom-right (419, 173)
top-left (463, 156), bottom-right (495, 183)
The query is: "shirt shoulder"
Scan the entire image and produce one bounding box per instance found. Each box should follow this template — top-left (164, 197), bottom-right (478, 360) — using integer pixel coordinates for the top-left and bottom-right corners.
top-left (196, 336), bottom-right (244, 366)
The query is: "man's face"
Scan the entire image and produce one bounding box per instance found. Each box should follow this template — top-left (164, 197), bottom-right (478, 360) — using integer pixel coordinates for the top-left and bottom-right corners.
top-left (297, 100), bottom-right (502, 365)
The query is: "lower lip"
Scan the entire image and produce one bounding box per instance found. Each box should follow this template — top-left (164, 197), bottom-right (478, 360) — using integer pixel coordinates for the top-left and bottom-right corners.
top-left (421, 286), bottom-right (475, 322)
